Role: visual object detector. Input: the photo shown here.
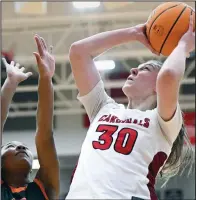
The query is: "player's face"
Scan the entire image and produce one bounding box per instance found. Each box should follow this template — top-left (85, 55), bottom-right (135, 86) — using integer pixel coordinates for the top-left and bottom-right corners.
top-left (122, 62), bottom-right (159, 99)
top-left (1, 141), bottom-right (33, 174)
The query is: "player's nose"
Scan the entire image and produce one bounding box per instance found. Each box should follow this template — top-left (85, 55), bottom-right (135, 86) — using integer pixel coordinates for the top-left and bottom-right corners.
top-left (130, 68), bottom-right (138, 76)
top-left (16, 145), bottom-right (26, 151)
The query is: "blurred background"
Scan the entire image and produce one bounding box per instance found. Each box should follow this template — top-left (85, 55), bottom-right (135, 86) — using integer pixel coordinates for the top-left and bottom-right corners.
top-left (1, 2), bottom-right (195, 199)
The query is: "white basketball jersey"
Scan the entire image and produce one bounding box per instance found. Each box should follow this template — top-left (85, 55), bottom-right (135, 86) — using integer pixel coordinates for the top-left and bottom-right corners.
top-left (66, 80), bottom-right (182, 200)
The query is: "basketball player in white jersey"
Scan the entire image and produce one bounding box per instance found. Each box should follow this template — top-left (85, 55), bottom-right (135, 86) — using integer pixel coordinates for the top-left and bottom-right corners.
top-left (66, 14), bottom-right (194, 200)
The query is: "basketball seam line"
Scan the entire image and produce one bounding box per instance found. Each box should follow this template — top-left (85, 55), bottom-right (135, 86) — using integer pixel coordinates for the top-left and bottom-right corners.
top-left (159, 5), bottom-right (188, 54)
top-left (148, 3), bottom-right (182, 39)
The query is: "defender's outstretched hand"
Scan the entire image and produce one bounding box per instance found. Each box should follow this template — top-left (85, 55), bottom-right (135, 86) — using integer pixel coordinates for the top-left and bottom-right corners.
top-left (33, 34), bottom-right (55, 78)
top-left (1, 59), bottom-right (32, 134)
top-left (2, 58), bottom-right (32, 84)
top-left (33, 34), bottom-right (59, 199)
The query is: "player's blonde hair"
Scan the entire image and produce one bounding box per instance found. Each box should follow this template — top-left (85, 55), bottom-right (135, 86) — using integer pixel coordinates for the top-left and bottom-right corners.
top-left (160, 119), bottom-right (194, 186)
top-left (148, 60), bottom-right (194, 183)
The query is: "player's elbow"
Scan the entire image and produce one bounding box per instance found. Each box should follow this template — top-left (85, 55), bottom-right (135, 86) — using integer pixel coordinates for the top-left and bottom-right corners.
top-left (69, 42), bottom-right (85, 60)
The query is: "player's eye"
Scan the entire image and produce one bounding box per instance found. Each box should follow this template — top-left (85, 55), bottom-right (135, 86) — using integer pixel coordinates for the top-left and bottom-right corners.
top-left (6, 144), bottom-right (15, 149)
top-left (144, 67), bottom-right (150, 71)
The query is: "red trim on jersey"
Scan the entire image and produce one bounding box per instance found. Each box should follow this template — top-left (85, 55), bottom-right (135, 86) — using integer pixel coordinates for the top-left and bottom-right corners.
top-left (70, 162), bottom-right (78, 184)
top-left (147, 152), bottom-right (167, 200)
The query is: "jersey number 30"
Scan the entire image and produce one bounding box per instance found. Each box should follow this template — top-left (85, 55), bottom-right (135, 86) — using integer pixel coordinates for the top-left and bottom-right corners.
top-left (92, 125), bottom-right (138, 155)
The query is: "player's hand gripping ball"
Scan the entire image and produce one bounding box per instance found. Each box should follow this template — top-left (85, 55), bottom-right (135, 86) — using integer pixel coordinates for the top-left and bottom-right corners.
top-left (146, 2), bottom-right (195, 56)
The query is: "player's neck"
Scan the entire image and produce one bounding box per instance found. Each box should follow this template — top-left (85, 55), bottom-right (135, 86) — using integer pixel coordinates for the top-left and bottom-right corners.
top-left (128, 95), bottom-right (156, 110)
top-left (3, 171), bottom-right (30, 187)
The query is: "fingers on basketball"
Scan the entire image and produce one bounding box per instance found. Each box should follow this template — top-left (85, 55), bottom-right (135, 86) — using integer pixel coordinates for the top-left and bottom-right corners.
top-left (189, 12), bottom-right (193, 32)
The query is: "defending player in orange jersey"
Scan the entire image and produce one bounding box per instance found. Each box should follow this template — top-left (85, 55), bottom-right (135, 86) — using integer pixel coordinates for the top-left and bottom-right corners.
top-left (66, 13), bottom-right (195, 200)
top-left (1, 35), bottom-right (59, 200)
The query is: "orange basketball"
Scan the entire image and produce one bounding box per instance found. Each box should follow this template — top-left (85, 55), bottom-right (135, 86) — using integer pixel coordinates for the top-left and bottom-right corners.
top-left (146, 2), bottom-right (195, 56)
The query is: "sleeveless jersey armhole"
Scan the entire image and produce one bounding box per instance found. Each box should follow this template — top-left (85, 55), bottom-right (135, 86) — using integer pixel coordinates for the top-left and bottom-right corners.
top-left (33, 178), bottom-right (49, 200)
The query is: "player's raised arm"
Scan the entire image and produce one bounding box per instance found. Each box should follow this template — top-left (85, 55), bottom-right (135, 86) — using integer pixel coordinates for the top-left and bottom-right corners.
top-left (33, 35), bottom-right (59, 199)
top-left (1, 59), bottom-right (32, 134)
top-left (69, 24), bottom-right (157, 96)
top-left (156, 13), bottom-right (195, 121)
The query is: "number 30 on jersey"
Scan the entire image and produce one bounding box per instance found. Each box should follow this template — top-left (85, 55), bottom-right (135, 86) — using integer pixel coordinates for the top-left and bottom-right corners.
top-left (92, 124), bottom-right (138, 155)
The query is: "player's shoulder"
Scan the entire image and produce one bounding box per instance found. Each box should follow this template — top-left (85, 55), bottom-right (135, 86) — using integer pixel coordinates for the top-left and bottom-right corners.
top-left (27, 179), bottom-right (49, 199)
top-left (28, 179), bottom-right (44, 190)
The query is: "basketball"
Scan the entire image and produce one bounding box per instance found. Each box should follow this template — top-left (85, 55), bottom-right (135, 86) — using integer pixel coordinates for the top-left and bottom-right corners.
top-left (146, 2), bottom-right (195, 56)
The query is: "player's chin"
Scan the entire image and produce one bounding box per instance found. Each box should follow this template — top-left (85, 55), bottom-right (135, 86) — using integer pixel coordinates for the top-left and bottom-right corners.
top-left (122, 84), bottom-right (133, 98)
top-left (15, 156), bottom-right (33, 168)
